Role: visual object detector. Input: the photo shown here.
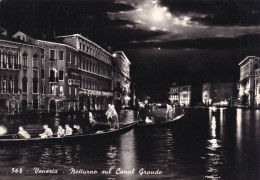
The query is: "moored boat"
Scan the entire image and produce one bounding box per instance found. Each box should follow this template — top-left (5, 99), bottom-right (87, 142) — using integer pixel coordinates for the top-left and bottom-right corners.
top-left (0, 120), bottom-right (139, 144)
top-left (136, 114), bottom-right (185, 128)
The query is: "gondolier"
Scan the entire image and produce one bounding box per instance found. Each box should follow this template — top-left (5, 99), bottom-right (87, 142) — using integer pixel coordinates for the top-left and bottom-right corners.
top-left (166, 103), bottom-right (174, 120)
top-left (106, 104), bottom-right (119, 129)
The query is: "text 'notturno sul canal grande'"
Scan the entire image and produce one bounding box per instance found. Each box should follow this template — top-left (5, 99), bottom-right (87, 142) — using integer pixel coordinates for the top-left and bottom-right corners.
top-left (11, 167), bottom-right (163, 176)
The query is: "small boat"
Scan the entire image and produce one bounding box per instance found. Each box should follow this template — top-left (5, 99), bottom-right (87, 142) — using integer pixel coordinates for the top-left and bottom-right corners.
top-left (0, 120), bottom-right (139, 144)
top-left (136, 114), bottom-right (185, 128)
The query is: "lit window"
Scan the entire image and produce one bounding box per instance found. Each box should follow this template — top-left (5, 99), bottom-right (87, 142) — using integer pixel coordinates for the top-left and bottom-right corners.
top-left (69, 87), bottom-right (71, 95)
top-left (60, 86), bottom-right (64, 95)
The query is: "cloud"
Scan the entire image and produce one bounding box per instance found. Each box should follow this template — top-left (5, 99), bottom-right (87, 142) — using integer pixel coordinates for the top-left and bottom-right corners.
top-left (109, 0), bottom-right (260, 47)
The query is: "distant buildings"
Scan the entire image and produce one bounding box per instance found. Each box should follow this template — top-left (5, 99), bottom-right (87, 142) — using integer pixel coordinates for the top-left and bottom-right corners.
top-left (112, 51), bottom-right (131, 108)
top-left (169, 83), bottom-right (191, 106)
top-left (0, 29), bottom-right (132, 112)
top-left (238, 56), bottom-right (260, 107)
top-left (202, 83), bottom-right (237, 106)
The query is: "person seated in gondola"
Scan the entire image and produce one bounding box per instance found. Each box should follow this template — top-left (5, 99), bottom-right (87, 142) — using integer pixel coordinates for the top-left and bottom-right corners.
top-left (73, 124), bottom-right (84, 135)
top-left (57, 125), bottom-right (65, 137)
top-left (39, 125), bottom-right (53, 138)
top-left (145, 116), bottom-right (154, 124)
top-left (139, 104), bottom-right (150, 121)
top-left (64, 124), bottom-right (73, 136)
top-left (18, 126), bottom-right (31, 139)
top-left (89, 112), bottom-right (97, 125)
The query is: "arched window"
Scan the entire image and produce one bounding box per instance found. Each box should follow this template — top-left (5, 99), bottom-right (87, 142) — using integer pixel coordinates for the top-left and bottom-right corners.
top-left (7, 50), bottom-right (13, 69)
top-left (33, 78), bottom-right (38, 93)
top-left (13, 52), bottom-right (18, 69)
top-left (2, 76), bottom-right (7, 93)
top-left (22, 52), bottom-right (28, 67)
top-left (22, 76), bottom-right (27, 93)
top-left (14, 77), bottom-right (18, 93)
top-left (8, 76), bottom-right (13, 93)
top-left (3, 49), bottom-right (7, 68)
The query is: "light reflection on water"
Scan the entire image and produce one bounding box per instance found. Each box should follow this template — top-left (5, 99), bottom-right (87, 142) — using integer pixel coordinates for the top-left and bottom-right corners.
top-left (0, 108), bottom-right (259, 179)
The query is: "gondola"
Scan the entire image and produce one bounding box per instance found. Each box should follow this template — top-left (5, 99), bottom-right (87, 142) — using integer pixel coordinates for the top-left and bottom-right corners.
top-left (136, 114), bottom-right (185, 128)
top-left (0, 120), bottom-right (139, 145)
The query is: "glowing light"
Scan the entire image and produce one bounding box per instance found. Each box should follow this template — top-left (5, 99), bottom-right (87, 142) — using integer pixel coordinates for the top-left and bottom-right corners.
top-left (152, 8), bottom-right (164, 22)
top-left (211, 116), bottom-right (216, 138)
top-left (0, 125), bottom-right (7, 136)
top-left (158, 47), bottom-right (161, 50)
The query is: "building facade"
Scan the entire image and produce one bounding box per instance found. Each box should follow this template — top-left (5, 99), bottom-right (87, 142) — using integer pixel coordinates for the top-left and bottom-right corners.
top-left (238, 56), bottom-right (260, 107)
top-left (0, 30), bottom-right (132, 112)
top-left (56, 34), bottom-right (113, 111)
top-left (169, 83), bottom-right (191, 107)
top-left (35, 40), bottom-right (79, 112)
top-left (0, 34), bottom-right (42, 112)
top-left (202, 83), bottom-right (236, 106)
top-left (112, 51), bottom-right (131, 108)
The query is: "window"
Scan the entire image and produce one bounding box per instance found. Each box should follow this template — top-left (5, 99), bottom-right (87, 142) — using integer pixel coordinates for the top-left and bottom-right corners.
top-left (75, 55), bottom-right (77, 65)
top-left (33, 54), bottom-right (37, 68)
top-left (41, 49), bottom-right (44, 58)
top-left (7, 53), bottom-right (12, 69)
top-left (22, 53), bottom-right (27, 67)
top-left (42, 85), bottom-right (45, 94)
top-left (68, 52), bottom-right (71, 63)
top-left (59, 70), bottom-right (64, 81)
top-left (42, 69), bottom-right (45, 79)
top-left (59, 86), bottom-right (64, 95)
top-left (22, 77), bottom-right (27, 93)
top-left (33, 70), bottom-right (38, 78)
top-left (13, 53), bottom-right (18, 69)
top-left (79, 43), bottom-right (82, 50)
top-left (50, 85), bottom-right (56, 95)
top-left (75, 88), bottom-right (77, 96)
top-left (33, 78), bottom-right (38, 93)
top-left (83, 44), bottom-right (85, 51)
top-left (50, 50), bottom-right (55, 60)
top-left (14, 77), bottom-right (18, 93)
top-left (49, 69), bottom-right (56, 82)
top-left (2, 80), bottom-right (6, 93)
top-left (69, 87), bottom-right (71, 95)
top-left (59, 51), bottom-right (64, 60)
top-left (183, 94), bottom-right (188, 98)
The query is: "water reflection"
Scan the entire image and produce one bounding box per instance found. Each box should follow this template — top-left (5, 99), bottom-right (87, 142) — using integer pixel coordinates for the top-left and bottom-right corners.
top-left (106, 145), bottom-right (119, 168)
top-left (203, 112), bottom-right (223, 180)
top-left (0, 109), bottom-right (259, 179)
top-left (236, 109), bottom-right (242, 149)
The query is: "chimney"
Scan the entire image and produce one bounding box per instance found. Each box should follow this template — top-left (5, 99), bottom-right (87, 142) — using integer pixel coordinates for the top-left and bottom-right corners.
top-left (0, 27), bottom-right (7, 36)
top-left (107, 46), bottom-right (112, 52)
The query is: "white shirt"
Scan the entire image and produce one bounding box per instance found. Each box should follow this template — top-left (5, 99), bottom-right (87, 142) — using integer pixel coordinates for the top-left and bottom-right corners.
top-left (65, 127), bottom-right (73, 135)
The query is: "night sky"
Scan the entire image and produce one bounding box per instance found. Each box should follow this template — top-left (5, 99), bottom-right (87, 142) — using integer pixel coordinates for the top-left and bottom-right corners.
top-left (0, 0), bottom-right (260, 102)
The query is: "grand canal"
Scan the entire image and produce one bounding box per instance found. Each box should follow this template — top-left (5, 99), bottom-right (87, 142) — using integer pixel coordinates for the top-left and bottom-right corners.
top-left (0, 108), bottom-right (259, 180)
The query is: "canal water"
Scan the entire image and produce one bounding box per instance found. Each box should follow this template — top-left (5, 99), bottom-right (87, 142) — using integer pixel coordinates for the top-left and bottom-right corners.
top-left (0, 108), bottom-right (259, 180)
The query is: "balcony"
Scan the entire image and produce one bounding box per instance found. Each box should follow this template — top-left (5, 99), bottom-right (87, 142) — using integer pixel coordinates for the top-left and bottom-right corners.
top-left (49, 77), bottom-right (58, 83)
top-left (68, 79), bottom-right (80, 86)
top-left (14, 64), bottom-right (21, 70)
top-left (49, 58), bottom-right (56, 62)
